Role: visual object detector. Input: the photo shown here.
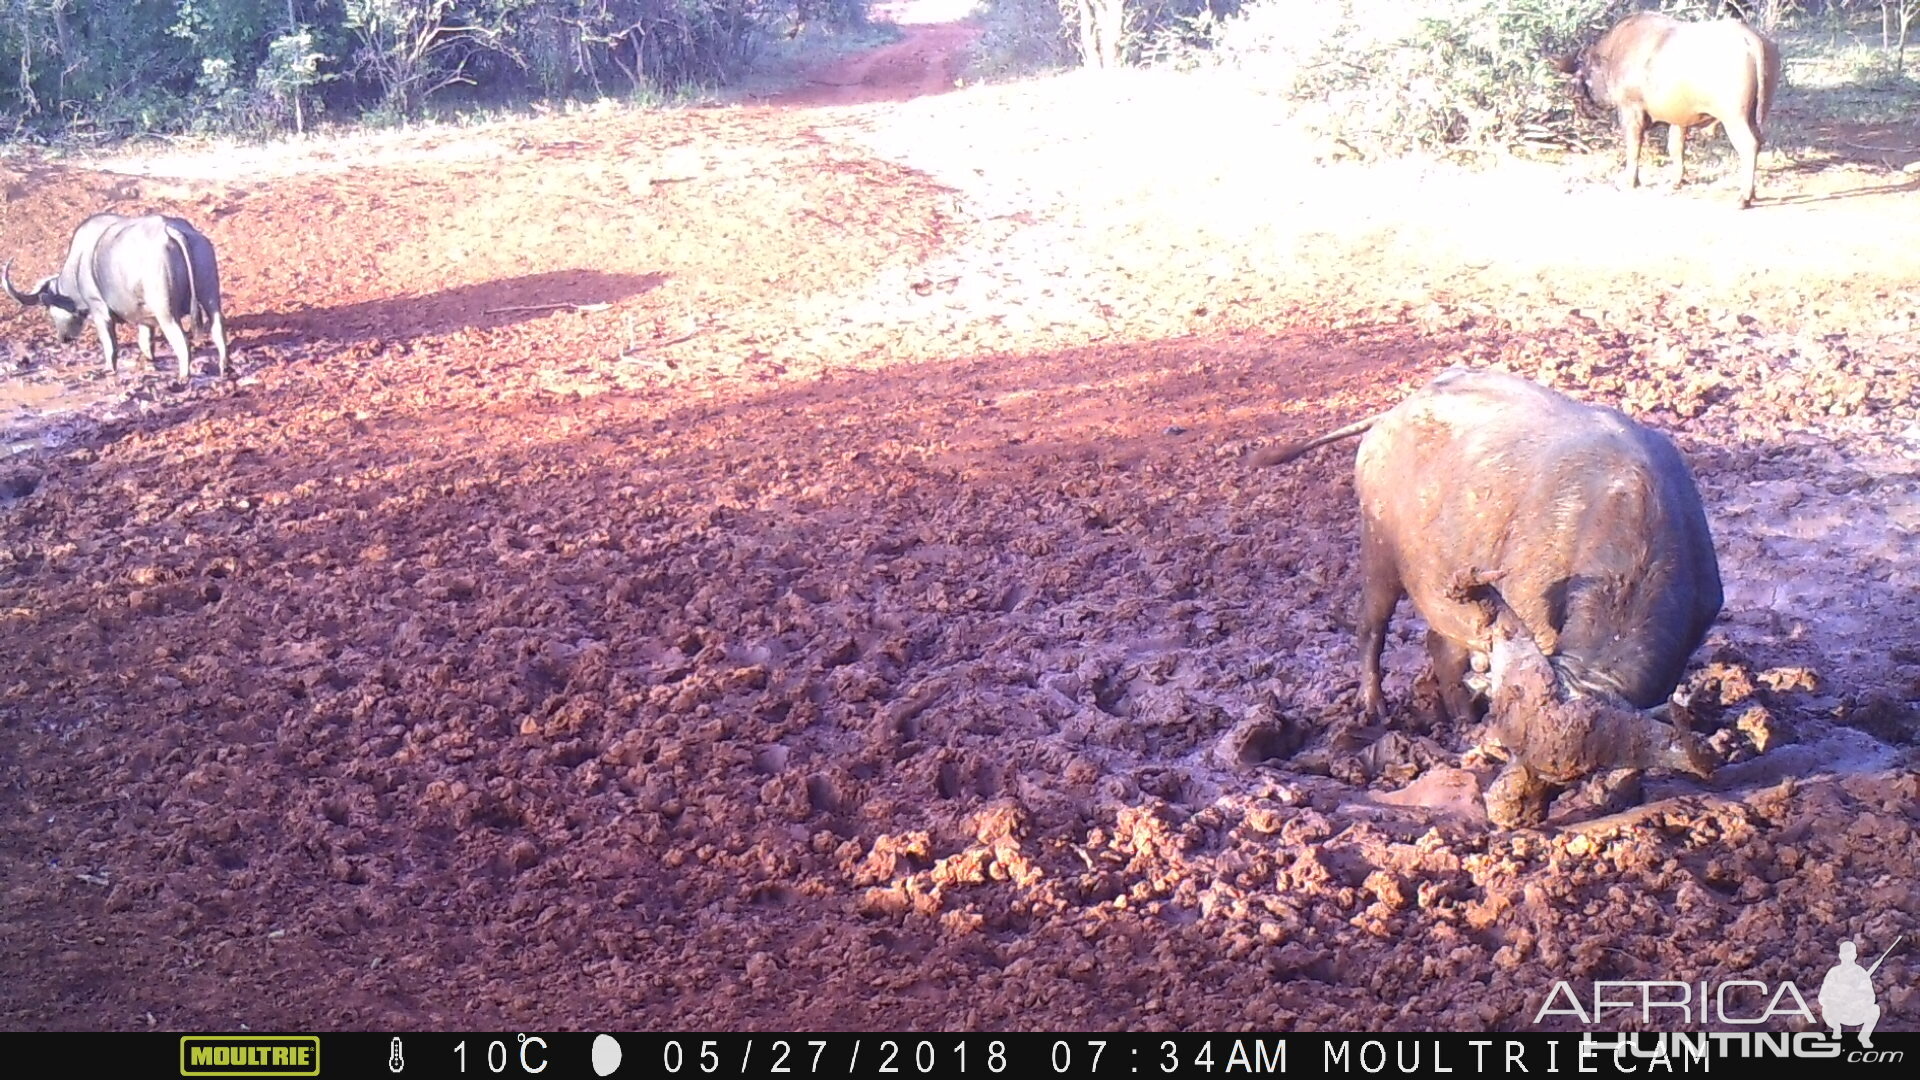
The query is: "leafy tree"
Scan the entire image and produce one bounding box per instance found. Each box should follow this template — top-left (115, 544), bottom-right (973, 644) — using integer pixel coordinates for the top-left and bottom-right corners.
top-left (343, 0), bottom-right (517, 118)
top-left (0, 0), bottom-right (875, 137)
top-left (260, 25), bottom-right (332, 131)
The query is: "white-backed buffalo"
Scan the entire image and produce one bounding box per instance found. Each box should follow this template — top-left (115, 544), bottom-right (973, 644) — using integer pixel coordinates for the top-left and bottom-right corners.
top-left (5, 213), bottom-right (231, 380)
top-left (1556, 13), bottom-right (1782, 209)
top-left (1253, 368), bottom-right (1723, 825)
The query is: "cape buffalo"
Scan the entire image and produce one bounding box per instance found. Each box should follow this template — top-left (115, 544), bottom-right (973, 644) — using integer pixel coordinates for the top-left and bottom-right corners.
top-left (1556, 13), bottom-right (1782, 209)
top-left (1252, 368), bottom-right (1723, 825)
top-left (5, 213), bottom-right (231, 380)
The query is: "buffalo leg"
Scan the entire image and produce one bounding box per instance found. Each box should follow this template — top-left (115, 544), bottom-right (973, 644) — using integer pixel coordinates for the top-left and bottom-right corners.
top-left (1667, 123), bottom-right (1687, 189)
top-left (209, 308), bottom-right (230, 377)
top-left (1426, 631), bottom-right (1479, 725)
top-left (1725, 119), bottom-right (1761, 209)
top-left (1355, 520), bottom-right (1402, 722)
top-left (158, 319), bottom-right (195, 381)
top-left (93, 317), bottom-right (118, 377)
top-left (137, 325), bottom-right (157, 364)
top-left (1617, 107), bottom-right (1648, 191)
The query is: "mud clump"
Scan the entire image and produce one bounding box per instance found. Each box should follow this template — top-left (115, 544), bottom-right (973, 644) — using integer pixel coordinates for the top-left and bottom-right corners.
top-left (1839, 695), bottom-right (1920, 746)
top-left (1211, 699), bottom-right (1305, 771)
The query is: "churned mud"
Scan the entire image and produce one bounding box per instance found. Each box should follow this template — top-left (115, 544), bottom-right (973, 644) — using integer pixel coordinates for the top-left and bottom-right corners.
top-left (1, 3), bottom-right (1916, 1033)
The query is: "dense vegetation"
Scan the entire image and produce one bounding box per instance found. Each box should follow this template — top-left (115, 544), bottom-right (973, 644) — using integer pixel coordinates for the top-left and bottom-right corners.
top-left (4, 0), bottom-right (1915, 152)
top-left (982, 0), bottom-right (1917, 160)
top-left (1214, 0), bottom-right (1920, 159)
top-left (0, 0), bottom-right (869, 138)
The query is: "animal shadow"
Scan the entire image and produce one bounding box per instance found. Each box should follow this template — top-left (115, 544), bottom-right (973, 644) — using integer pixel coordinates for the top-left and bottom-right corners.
top-left (232, 269), bottom-right (665, 349)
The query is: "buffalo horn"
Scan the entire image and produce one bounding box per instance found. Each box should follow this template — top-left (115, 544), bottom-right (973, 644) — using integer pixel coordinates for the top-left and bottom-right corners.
top-left (1, 258), bottom-right (38, 306)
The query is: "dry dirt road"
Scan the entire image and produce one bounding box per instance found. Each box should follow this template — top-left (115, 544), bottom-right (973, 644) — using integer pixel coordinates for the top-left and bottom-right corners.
top-left (1, 4), bottom-right (1916, 1033)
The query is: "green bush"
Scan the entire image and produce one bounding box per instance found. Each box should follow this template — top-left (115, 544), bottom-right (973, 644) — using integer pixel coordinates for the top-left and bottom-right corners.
top-left (0, 0), bottom-right (872, 141)
top-left (1184, 0), bottom-right (1696, 160)
top-left (966, 0), bottom-right (1075, 81)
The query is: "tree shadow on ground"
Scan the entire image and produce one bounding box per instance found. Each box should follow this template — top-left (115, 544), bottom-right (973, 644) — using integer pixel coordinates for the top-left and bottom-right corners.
top-left (230, 269), bottom-right (666, 348)
top-left (1765, 75), bottom-right (1920, 168)
top-left (1761, 173), bottom-right (1920, 205)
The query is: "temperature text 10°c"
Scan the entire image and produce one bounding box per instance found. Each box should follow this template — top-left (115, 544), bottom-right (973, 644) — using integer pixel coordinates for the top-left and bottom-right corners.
top-left (454, 1035), bottom-right (549, 1075)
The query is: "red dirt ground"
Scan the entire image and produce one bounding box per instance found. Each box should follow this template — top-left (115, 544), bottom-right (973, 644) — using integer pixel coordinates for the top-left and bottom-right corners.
top-left (1, 7), bottom-right (1917, 1034)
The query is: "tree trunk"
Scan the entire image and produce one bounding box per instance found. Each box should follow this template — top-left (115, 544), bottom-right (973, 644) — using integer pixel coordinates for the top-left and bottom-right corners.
top-left (1070, 0), bottom-right (1101, 69)
top-left (14, 0), bottom-right (37, 114)
top-left (1095, 0), bottom-right (1125, 69)
top-left (286, 0), bottom-right (305, 133)
top-left (1901, 5), bottom-right (1914, 76)
top-left (50, 0), bottom-right (71, 105)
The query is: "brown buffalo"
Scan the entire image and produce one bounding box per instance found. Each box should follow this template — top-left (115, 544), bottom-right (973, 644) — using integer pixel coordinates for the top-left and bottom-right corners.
top-left (1252, 368), bottom-right (1722, 825)
top-left (1556, 12), bottom-right (1782, 209)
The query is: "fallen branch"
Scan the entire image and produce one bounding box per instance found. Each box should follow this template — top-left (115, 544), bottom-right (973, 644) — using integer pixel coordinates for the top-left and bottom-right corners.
top-left (483, 301), bottom-right (612, 315)
top-left (1841, 140), bottom-right (1920, 154)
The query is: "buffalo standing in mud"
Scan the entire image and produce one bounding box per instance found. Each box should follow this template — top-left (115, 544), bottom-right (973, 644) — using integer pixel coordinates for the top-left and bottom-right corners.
top-left (1254, 368), bottom-right (1723, 826)
top-left (5, 213), bottom-right (231, 380)
top-left (1556, 12), bottom-right (1782, 209)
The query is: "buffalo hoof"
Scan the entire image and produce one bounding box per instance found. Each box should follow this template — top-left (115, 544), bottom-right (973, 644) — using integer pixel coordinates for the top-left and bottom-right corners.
top-left (1593, 769), bottom-right (1645, 815)
top-left (1484, 763), bottom-right (1553, 829)
top-left (1359, 688), bottom-right (1389, 724)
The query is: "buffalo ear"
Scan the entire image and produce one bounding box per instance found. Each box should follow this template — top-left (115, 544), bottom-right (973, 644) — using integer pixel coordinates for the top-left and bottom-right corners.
top-left (1549, 53), bottom-right (1579, 76)
top-left (36, 279), bottom-right (79, 314)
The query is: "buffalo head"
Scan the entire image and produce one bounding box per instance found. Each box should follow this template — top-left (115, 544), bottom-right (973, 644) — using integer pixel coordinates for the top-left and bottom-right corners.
top-left (2, 258), bottom-right (86, 341)
top-left (1549, 46), bottom-right (1607, 115)
top-left (1479, 598), bottom-right (1715, 827)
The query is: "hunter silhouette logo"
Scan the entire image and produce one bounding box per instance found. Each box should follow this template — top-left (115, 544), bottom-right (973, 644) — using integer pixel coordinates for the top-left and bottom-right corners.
top-left (1820, 937), bottom-right (1901, 1049)
top-left (1536, 932), bottom-right (1907, 1060)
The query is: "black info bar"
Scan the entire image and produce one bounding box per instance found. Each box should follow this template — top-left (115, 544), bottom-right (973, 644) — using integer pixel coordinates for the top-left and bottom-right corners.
top-left (16, 1030), bottom-right (1909, 1079)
